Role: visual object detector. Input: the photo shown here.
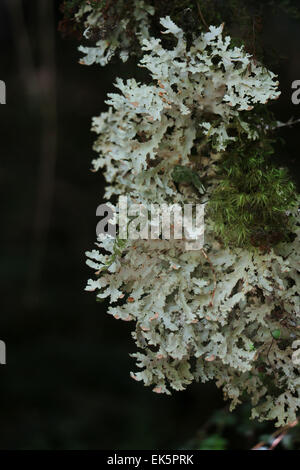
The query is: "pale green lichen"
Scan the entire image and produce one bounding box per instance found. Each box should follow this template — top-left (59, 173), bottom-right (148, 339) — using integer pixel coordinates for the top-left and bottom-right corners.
top-left (85, 18), bottom-right (300, 426)
top-left (78, 0), bottom-right (154, 65)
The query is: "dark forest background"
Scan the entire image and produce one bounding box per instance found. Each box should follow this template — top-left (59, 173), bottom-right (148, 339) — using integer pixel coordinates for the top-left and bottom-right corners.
top-left (0, 0), bottom-right (299, 450)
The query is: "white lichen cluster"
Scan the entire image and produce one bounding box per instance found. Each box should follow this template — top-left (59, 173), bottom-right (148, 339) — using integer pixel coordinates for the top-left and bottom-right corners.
top-left (90, 19), bottom-right (280, 201)
top-left (77, 0), bottom-right (154, 65)
top-left (85, 18), bottom-right (300, 426)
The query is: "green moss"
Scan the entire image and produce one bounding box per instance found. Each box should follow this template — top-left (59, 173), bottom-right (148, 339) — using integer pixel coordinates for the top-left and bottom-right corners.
top-left (208, 135), bottom-right (297, 249)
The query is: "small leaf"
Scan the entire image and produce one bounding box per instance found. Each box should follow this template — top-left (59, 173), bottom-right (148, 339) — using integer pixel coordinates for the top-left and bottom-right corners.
top-left (271, 329), bottom-right (281, 340)
top-left (199, 434), bottom-right (228, 450)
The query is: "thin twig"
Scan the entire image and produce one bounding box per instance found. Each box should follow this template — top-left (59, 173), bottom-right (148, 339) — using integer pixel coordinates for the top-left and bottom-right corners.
top-left (252, 418), bottom-right (299, 450)
top-left (196, 1), bottom-right (209, 31)
top-left (266, 338), bottom-right (275, 371)
top-left (252, 17), bottom-right (256, 62)
top-left (275, 117), bottom-right (300, 129)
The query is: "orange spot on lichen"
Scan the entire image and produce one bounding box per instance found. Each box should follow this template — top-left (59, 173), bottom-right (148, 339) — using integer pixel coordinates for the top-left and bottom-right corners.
top-left (150, 313), bottom-right (159, 321)
top-left (124, 315), bottom-right (133, 321)
top-left (205, 355), bottom-right (216, 362)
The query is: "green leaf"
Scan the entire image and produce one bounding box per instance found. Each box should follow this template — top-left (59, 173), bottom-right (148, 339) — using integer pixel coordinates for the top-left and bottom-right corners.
top-left (271, 329), bottom-right (281, 340)
top-left (198, 434), bottom-right (228, 450)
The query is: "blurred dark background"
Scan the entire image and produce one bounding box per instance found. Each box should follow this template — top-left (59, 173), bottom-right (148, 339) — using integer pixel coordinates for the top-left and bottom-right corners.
top-left (0, 0), bottom-right (299, 450)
